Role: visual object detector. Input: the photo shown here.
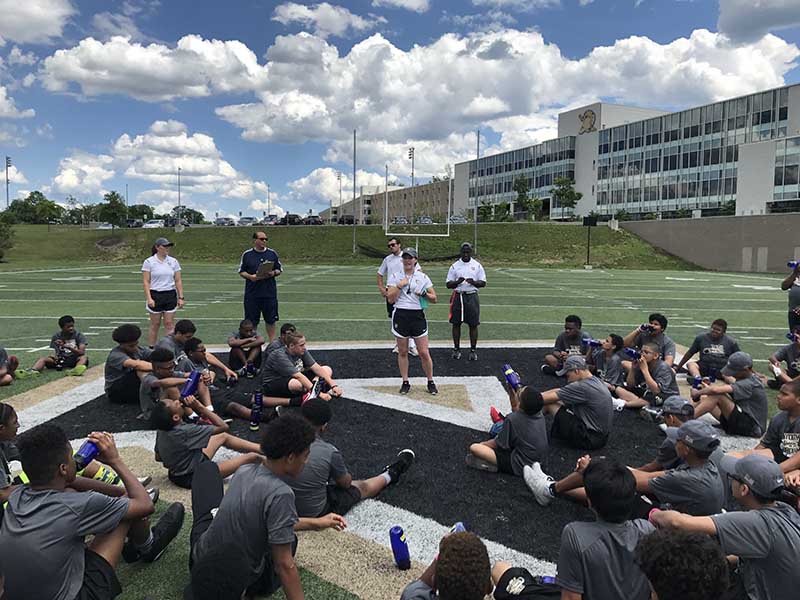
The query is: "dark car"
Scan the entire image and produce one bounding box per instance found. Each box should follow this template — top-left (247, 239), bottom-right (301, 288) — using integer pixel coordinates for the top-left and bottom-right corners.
top-left (279, 213), bottom-right (303, 225)
top-left (125, 218), bottom-right (143, 228)
top-left (337, 215), bottom-right (355, 225)
top-left (303, 215), bottom-right (323, 225)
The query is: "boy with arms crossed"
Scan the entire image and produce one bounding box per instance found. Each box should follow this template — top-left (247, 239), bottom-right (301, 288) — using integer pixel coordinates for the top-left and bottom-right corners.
top-left (542, 315), bottom-right (590, 376)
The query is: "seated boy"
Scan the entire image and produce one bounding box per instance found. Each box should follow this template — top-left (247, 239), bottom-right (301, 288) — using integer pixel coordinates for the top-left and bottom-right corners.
top-left (263, 322), bottom-right (296, 362)
top-left (151, 393), bottom-right (264, 489)
top-left (139, 347), bottom-right (200, 421)
top-left (615, 343), bottom-right (679, 410)
top-left (542, 315), bottom-right (590, 376)
top-left (541, 355), bottom-right (613, 450)
top-left (18, 315), bottom-right (89, 378)
top-left (178, 337), bottom-right (238, 385)
top-left (155, 318), bottom-right (196, 364)
top-left (691, 351), bottom-right (767, 438)
top-left (637, 396), bottom-right (695, 470)
top-left (585, 333), bottom-right (626, 391)
top-left (185, 414), bottom-right (347, 599)
top-left (0, 346), bottom-right (19, 386)
top-left (104, 324), bottom-right (153, 404)
top-left (623, 313), bottom-right (676, 367)
top-left (285, 398), bottom-right (415, 517)
top-left (227, 319), bottom-right (265, 376)
top-left (673, 319), bottom-right (739, 380)
top-left (0, 425), bottom-right (184, 600)
top-left (466, 385), bottom-right (548, 474)
top-left (767, 327), bottom-right (800, 388)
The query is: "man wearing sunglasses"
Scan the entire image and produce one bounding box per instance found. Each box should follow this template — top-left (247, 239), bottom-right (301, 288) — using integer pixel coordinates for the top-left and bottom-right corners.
top-left (377, 238), bottom-right (417, 356)
top-left (239, 232), bottom-right (282, 343)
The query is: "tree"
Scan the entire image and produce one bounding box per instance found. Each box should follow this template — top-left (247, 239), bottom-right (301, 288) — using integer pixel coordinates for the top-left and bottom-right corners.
top-left (127, 204), bottom-right (154, 221)
top-left (614, 209), bottom-right (631, 222)
top-left (493, 201), bottom-right (513, 222)
top-left (513, 175), bottom-right (529, 206)
top-left (7, 191), bottom-right (64, 224)
top-left (550, 177), bottom-right (583, 212)
top-left (719, 199), bottom-right (736, 216)
top-left (529, 197), bottom-right (543, 220)
top-left (97, 191), bottom-right (127, 229)
top-left (172, 206), bottom-right (205, 224)
top-left (477, 200), bottom-right (493, 223)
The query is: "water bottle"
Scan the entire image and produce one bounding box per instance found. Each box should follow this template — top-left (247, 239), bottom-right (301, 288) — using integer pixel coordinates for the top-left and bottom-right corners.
top-left (180, 370), bottom-right (202, 398)
top-left (787, 332), bottom-right (799, 343)
top-left (227, 374), bottom-right (237, 387)
top-left (535, 576), bottom-right (557, 585)
top-left (74, 440), bottom-right (99, 471)
top-left (639, 323), bottom-right (655, 333)
top-left (389, 526), bottom-right (411, 570)
top-left (789, 261), bottom-right (799, 269)
top-left (691, 376), bottom-right (703, 389)
top-left (624, 347), bottom-right (642, 360)
top-left (583, 337), bottom-right (602, 348)
top-left (250, 392), bottom-right (263, 432)
top-left (502, 363), bottom-right (521, 390)
top-left (450, 521), bottom-right (467, 533)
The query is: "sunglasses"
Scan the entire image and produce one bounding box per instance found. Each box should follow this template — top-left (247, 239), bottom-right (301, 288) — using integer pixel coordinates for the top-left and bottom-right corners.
top-left (256, 237), bottom-right (267, 241)
top-left (387, 242), bottom-right (398, 247)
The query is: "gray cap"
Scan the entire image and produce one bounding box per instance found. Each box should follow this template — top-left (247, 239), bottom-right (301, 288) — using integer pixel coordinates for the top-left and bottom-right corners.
top-left (401, 247), bottom-right (418, 259)
top-left (556, 355), bottom-right (587, 376)
top-left (154, 237), bottom-right (174, 247)
top-left (721, 351), bottom-right (753, 376)
top-left (460, 242), bottom-right (473, 250)
top-left (732, 454), bottom-right (784, 498)
top-left (661, 395), bottom-right (695, 418)
top-left (676, 420), bottom-right (721, 453)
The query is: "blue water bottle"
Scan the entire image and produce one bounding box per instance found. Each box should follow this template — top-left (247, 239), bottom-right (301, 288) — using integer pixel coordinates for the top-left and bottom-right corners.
top-left (502, 364), bottom-right (521, 390)
top-left (583, 337), bottom-right (602, 348)
top-left (789, 261), bottom-right (799, 269)
top-left (74, 440), bottom-right (100, 471)
top-left (639, 323), bottom-right (655, 333)
top-left (227, 374), bottom-right (237, 387)
top-left (250, 392), bottom-right (263, 432)
top-left (691, 376), bottom-right (703, 389)
top-left (787, 332), bottom-right (799, 342)
top-left (450, 521), bottom-right (467, 533)
top-left (181, 370), bottom-right (202, 398)
top-left (389, 526), bottom-right (411, 570)
top-left (624, 347), bottom-right (642, 360)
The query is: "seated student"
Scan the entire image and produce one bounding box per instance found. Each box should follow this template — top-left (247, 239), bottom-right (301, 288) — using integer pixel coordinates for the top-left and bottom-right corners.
top-left (155, 318), bottom-right (196, 364)
top-left (651, 454), bottom-right (800, 600)
top-left (615, 343), bottom-right (679, 410)
top-left (262, 330), bottom-right (342, 406)
top-left (0, 425), bottom-right (184, 600)
top-left (151, 393), bottom-right (263, 489)
top-left (17, 315), bottom-right (89, 378)
top-left (673, 318), bottom-right (739, 381)
top-left (466, 385), bottom-right (548, 474)
top-left (540, 355), bottom-right (613, 450)
top-left (185, 414), bottom-right (347, 600)
top-left (263, 322), bottom-right (296, 362)
top-left (542, 315), bottom-right (590, 376)
top-left (636, 396), bottom-right (696, 471)
top-left (105, 324), bottom-right (153, 404)
top-left (526, 421), bottom-right (725, 517)
top-left (285, 398), bottom-right (415, 518)
top-left (178, 337), bottom-right (239, 386)
top-left (767, 327), bottom-right (800, 389)
top-left (0, 346), bottom-right (18, 387)
top-left (634, 529), bottom-right (729, 600)
top-left (139, 347), bottom-right (200, 421)
top-left (691, 351), bottom-right (768, 438)
top-left (227, 319), bottom-right (265, 376)
top-left (400, 531), bottom-right (492, 600)
top-left (623, 313), bottom-right (676, 367)
top-left (585, 333), bottom-right (626, 391)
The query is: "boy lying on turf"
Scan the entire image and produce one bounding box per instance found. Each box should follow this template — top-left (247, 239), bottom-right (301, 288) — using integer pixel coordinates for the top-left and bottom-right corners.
top-left (16, 315), bottom-right (89, 378)
top-left (541, 315), bottom-right (590, 376)
top-left (151, 393), bottom-right (263, 489)
top-left (615, 343), bottom-right (679, 410)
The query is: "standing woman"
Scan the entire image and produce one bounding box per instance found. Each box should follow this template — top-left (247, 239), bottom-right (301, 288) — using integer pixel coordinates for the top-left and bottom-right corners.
top-left (142, 237), bottom-right (184, 347)
top-left (386, 248), bottom-right (438, 396)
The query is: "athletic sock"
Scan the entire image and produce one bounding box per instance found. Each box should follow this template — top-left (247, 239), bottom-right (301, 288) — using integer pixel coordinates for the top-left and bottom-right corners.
top-left (134, 531), bottom-right (154, 553)
top-left (206, 405), bottom-right (215, 412)
top-left (381, 472), bottom-right (392, 485)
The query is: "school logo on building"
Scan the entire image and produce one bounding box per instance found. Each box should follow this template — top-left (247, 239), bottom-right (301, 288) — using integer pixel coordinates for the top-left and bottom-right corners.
top-left (578, 109), bottom-right (597, 134)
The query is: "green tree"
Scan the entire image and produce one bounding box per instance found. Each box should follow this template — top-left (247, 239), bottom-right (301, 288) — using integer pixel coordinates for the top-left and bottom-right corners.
top-left (7, 191), bottom-right (64, 224)
top-left (494, 201), bottom-right (513, 222)
top-left (477, 200), bottom-right (493, 223)
top-left (719, 199), bottom-right (736, 215)
top-left (173, 206), bottom-right (205, 224)
top-left (97, 191), bottom-right (127, 229)
top-left (674, 208), bottom-right (692, 219)
top-left (513, 175), bottom-right (529, 206)
top-left (550, 177), bottom-right (583, 212)
top-left (529, 197), bottom-right (543, 220)
top-left (127, 204), bottom-right (154, 221)
top-left (614, 209), bottom-right (631, 222)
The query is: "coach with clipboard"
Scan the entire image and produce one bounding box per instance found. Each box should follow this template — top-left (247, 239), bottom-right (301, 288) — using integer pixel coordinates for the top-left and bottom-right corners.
top-left (238, 231), bottom-right (282, 342)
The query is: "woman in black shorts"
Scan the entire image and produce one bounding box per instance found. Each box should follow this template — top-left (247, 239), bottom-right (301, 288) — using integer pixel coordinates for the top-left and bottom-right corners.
top-left (142, 237), bottom-right (185, 347)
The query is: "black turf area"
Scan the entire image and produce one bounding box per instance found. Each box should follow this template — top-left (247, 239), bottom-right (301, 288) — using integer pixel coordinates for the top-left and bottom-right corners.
top-left (48, 347), bottom-right (664, 563)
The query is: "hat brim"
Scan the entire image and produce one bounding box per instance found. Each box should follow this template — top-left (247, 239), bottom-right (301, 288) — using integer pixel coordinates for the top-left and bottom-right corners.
top-left (555, 366), bottom-right (569, 376)
top-left (720, 365), bottom-right (735, 377)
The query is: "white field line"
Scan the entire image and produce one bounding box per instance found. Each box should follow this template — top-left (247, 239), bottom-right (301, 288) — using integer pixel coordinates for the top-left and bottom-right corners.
top-left (0, 264), bottom-right (138, 275)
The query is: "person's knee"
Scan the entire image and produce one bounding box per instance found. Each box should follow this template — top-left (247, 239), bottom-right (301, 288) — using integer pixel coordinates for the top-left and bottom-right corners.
top-left (0, 374), bottom-right (12, 385)
top-left (469, 443), bottom-right (481, 455)
top-left (491, 561), bottom-right (512, 584)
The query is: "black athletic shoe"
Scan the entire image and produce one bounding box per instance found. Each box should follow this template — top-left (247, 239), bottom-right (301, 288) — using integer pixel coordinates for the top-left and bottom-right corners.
top-left (452, 348), bottom-right (461, 360)
top-left (309, 377), bottom-right (325, 399)
top-left (468, 350), bottom-right (478, 361)
top-left (399, 381), bottom-right (411, 394)
top-left (427, 381), bottom-right (438, 395)
top-left (385, 449), bottom-right (415, 484)
top-left (540, 364), bottom-right (557, 376)
top-left (140, 502), bottom-right (185, 563)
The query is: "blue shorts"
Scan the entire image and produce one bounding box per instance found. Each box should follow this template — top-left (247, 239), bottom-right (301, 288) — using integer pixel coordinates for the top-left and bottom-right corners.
top-left (244, 296), bottom-right (279, 328)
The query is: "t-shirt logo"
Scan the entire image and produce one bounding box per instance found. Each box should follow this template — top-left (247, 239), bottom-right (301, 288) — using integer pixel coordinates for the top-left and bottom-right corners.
top-left (567, 345), bottom-right (582, 356)
top-left (781, 433), bottom-right (800, 458)
top-left (702, 344), bottom-right (725, 356)
top-left (791, 359), bottom-right (800, 373)
top-left (505, 576), bottom-right (527, 595)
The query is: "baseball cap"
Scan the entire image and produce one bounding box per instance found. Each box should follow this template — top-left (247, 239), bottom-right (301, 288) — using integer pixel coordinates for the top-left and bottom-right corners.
top-left (661, 396), bottom-right (695, 418)
top-left (401, 248), bottom-right (418, 259)
top-left (676, 420), bottom-right (721, 453)
top-left (154, 237), bottom-right (174, 247)
top-left (732, 454), bottom-right (784, 498)
top-left (460, 242), bottom-right (473, 250)
top-left (556, 355), bottom-right (587, 376)
top-left (721, 351), bottom-right (753, 376)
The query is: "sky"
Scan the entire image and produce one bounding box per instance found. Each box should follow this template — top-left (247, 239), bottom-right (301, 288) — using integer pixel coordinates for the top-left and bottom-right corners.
top-left (2, 0), bottom-right (800, 220)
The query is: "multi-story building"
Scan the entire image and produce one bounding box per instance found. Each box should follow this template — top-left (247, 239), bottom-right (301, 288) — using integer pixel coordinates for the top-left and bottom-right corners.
top-left (454, 84), bottom-right (800, 219)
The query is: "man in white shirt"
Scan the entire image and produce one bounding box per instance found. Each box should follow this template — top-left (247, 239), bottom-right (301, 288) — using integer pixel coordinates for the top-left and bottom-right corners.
top-left (445, 243), bottom-right (486, 361)
top-left (377, 237), bottom-right (417, 356)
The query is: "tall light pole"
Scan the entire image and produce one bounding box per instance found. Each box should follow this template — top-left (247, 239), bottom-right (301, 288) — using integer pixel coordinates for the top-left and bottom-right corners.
top-left (335, 171), bottom-right (342, 225)
top-left (5, 156), bottom-right (11, 209)
top-left (267, 183), bottom-right (271, 217)
top-left (475, 130), bottom-right (480, 253)
top-left (177, 167), bottom-right (182, 223)
top-left (352, 130), bottom-right (357, 254)
top-left (408, 146), bottom-right (415, 220)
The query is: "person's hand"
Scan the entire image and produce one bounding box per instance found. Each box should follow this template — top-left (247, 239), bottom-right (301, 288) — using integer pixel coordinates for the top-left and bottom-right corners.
top-left (575, 454), bottom-right (592, 473)
top-left (88, 431), bottom-right (121, 465)
top-left (181, 394), bottom-right (204, 413)
top-left (784, 470), bottom-right (800, 488)
top-left (202, 370), bottom-right (214, 385)
top-left (690, 387), bottom-right (702, 400)
top-left (793, 307), bottom-right (800, 316)
top-left (226, 369), bottom-right (238, 381)
top-left (457, 276), bottom-right (466, 284)
top-left (466, 278), bottom-right (475, 285)
top-left (55, 339), bottom-right (65, 347)
top-left (380, 288), bottom-right (388, 298)
top-left (638, 356), bottom-right (649, 372)
top-left (329, 384), bottom-right (343, 397)
top-left (147, 297), bottom-right (156, 309)
top-left (177, 297), bottom-right (185, 309)
top-left (558, 351), bottom-right (568, 361)
top-left (318, 513), bottom-right (347, 531)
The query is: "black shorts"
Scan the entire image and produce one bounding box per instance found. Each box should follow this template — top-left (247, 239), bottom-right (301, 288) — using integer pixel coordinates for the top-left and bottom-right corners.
top-left (697, 362), bottom-right (721, 378)
top-left (148, 289), bottom-right (178, 314)
top-left (719, 406), bottom-right (762, 437)
top-left (790, 309), bottom-right (800, 333)
top-left (47, 353), bottom-right (86, 369)
top-left (552, 406), bottom-right (608, 450)
top-left (244, 295), bottom-right (279, 328)
top-left (325, 484), bottom-right (362, 516)
top-left (391, 308), bottom-right (428, 339)
top-left (494, 567), bottom-right (559, 600)
top-left (228, 346), bottom-right (262, 370)
top-left (449, 291), bottom-right (480, 326)
top-left (169, 470), bottom-right (195, 490)
top-left (105, 370), bottom-right (141, 404)
top-left (73, 548), bottom-right (123, 600)
top-left (262, 369), bottom-right (314, 398)
top-left (493, 446), bottom-right (514, 475)
top-left (623, 384), bottom-right (665, 407)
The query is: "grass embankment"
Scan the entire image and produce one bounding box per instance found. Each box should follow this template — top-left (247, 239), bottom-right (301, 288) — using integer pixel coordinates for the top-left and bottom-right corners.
top-left (1, 223), bottom-right (692, 269)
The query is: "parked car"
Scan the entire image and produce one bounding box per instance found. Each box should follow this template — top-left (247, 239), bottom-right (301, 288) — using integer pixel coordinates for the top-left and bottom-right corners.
top-left (237, 216), bottom-right (258, 227)
top-left (143, 219), bottom-right (165, 229)
top-left (260, 214), bottom-right (279, 226)
top-left (337, 215), bottom-right (355, 225)
top-left (303, 215), bottom-right (323, 225)
top-left (95, 222), bottom-right (114, 230)
top-left (391, 216), bottom-right (409, 225)
top-left (214, 217), bottom-right (236, 226)
top-left (279, 213), bottom-right (303, 225)
top-left (125, 218), bottom-right (143, 228)
top-left (416, 215), bottom-right (434, 225)
top-left (449, 215), bottom-right (468, 224)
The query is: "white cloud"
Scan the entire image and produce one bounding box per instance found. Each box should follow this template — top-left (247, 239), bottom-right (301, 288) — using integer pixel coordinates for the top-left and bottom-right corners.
top-left (91, 12), bottom-right (148, 42)
top-left (579, 0), bottom-right (594, 5)
top-left (284, 167), bottom-right (391, 211)
top-left (6, 164), bottom-right (27, 184)
top-left (249, 199), bottom-right (286, 218)
top-left (0, 85), bottom-right (35, 118)
top-left (371, 0), bottom-right (429, 12)
top-left (7, 46), bottom-right (37, 66)
top-left (272, 3), bottom-right (387, 39)
top-left (52, 152), bottom-right (115, 197)
top-left (442, 9), bottom-right (518, 32)
top-left (470, 0), bottom-right (560, 10)
top-left (718, 0), bottom-right (800, 44)
top-left (0, 0), bottom-right (76, 44)
top-left (21, 73), bottom-right (36, 87)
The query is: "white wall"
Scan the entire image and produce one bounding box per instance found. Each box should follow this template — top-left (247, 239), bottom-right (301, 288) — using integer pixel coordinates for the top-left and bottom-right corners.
top-left (737, 140), bottom-right (775, 216)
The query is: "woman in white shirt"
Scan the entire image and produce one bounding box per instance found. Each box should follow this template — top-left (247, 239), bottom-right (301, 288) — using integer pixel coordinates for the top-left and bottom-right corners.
top-left (142, 237), bottom-right (184, 346)
top-left (386, 248), bottom-right (438, 396)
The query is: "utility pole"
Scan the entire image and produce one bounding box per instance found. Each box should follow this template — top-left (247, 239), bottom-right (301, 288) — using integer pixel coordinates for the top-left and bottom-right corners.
top-left (335, 172), bottom-right (342, 225)
top-left (474, 129), bottom-right (480, 254)
top-left (267, 183), bottom-right (271, 217)
top-left (5, 156), bottom-right (11, 209)
top-left (408, 146), bottom-right (415, 221)
top-left (177, 167), bottom-right (182, 223)
top-left (384, 165), bottom-right (389, 229)
top-left (352, 130), bottom-right (357, 254)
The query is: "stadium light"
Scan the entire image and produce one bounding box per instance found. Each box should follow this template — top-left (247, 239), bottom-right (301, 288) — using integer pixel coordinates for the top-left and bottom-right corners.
top-left (5, 156), bottom-right (11, 209)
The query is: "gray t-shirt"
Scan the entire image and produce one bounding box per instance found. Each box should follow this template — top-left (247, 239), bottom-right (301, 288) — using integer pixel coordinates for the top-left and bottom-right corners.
top-left (556, 518), bottom-right (655, 600)
top-left (177, 355), bottom-right (209, 373)
top-left (400, 581), bottom-right (436, 600)
top-left (648, 460), bottom-right (725, 516)
top-left (655, 428), bottom-right (682, 470)
top-left (554, 330), bottom-right (590, 355)
top-left (732, 374), bottom-right (768, 434)
top-left (155, 421), bottom-right (215, 476)
top-left (760, 411), bottom-right (800, 464)
top-left (262, 347), bottom-right (316, 385)
top-left (788, 281), bottom-right (800, 310)
top-left (591, 349), bottom-right (625, 387)
top-left (283, 437), bottom-right (349, 518)
top-left (495, 410), bottom-right (549, 476)
top-left (104, 345), bottom-right (151, 390)
top-left (228, 331), bottom-right (260, 352)
top-left (635, 360), bottom-right (679, 397)
top-left (774, 343), bottom-right (800, 378)
top-left (263, 338), bottom-right (285, 361)
top-left (712, 502), bottom-right (800, 600)
top-left (50, 330), bottom-right (88, 352)
top-left (633, 331), bottom-right (676, 360)
top-left (0, 487), bottom-right (129, 600)
top-left (193, 462), bottom-right (298, 588)
top-left (156, 334), bottom-right (185, 363)
top-left (556, 376), bottom-right (614, 435)
top-left (139, 372), bottom-right (163, 418)
top-left (687, 333), bottom-right (740, 374)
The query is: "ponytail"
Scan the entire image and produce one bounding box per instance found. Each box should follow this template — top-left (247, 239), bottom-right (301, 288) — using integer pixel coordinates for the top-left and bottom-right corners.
top-left (150, 244), bottom-right (158, 256)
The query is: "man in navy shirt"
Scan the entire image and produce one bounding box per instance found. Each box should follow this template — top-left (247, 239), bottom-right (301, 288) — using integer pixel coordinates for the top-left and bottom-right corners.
top-left (238, 232), bottom-right (282, 342)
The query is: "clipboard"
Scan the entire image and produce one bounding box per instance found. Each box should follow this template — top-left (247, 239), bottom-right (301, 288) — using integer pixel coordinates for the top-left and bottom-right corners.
top-left (255, 260), bottom-right (275, 280)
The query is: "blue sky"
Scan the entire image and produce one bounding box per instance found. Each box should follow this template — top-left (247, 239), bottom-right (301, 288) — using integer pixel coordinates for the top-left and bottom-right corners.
top-left (1, 0), bottom-right (800, 219)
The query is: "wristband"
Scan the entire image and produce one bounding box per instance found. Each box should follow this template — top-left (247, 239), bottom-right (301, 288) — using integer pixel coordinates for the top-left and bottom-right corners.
top-left (648, 508), bottom-right (661, 522)
top-left (179, 296), bottom-right (185, 299)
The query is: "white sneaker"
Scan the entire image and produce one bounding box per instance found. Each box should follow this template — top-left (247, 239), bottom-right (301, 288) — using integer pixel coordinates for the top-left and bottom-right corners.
top-left (523, 462), bottom-right (555, 506)
top-left (392, 344), bottom-right (399, 354)
top-left (612, 398), bottom-right (626, 412)
top-left (408, 340), bottom-right (419, 357)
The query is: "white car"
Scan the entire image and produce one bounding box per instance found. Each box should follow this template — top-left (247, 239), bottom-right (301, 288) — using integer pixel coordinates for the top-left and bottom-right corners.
top-left (143, 219), bottom-right (165, 229)
top-left (237, 217), bottom-right (258, 227)
top-left (95, 222), bottom-right (114, 230)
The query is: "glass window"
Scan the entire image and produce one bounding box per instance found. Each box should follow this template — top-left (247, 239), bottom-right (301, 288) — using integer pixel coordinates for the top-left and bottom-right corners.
top-left (786, 165), bottom-right (799, 186)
